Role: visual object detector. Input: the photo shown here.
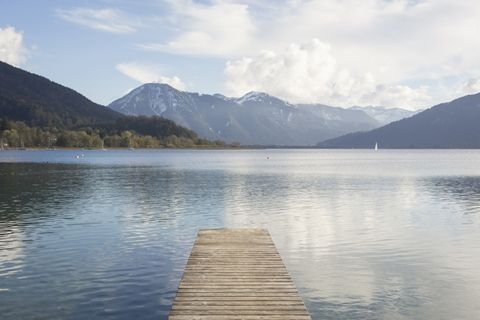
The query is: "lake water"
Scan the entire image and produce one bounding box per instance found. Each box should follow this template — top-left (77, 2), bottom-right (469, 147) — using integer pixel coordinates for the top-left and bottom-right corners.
top-left (0, 149), bottom-right (479, 320)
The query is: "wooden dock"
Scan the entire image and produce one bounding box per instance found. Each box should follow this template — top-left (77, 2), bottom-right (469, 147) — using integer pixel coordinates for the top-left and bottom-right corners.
top-left (169, 228), bottom-right (311, 320)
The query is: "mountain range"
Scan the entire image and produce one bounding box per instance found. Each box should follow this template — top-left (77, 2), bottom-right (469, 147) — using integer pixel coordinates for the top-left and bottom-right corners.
top-left (319, 93), bottom-right (480, 148)
top-left (109, 83), bottom-right (417, 146)
top-left (3, 60), bottom-right (479, 149)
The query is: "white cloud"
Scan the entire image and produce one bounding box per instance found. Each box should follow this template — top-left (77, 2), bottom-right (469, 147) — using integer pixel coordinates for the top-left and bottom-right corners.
top-left (361, 84), bottom-right (431, 108)
top-left (116, 62), bottom-right (186, 90)
top-left (253, 0), bottom-right (480, 105)
top-left (0, 26), bottom-right (27, 66)
top-left (49, 1), bottom-right (480, 107)
top-left (225, 39), bottom-right (430, 109)
top-left (56, 8), bottom-right (138, 34)
top-left (144, 0), bottom-right (480, 106)
top-left (140, 0), bottom-right (255, 56)
top-left (459, 78), bottom-right (480, 96)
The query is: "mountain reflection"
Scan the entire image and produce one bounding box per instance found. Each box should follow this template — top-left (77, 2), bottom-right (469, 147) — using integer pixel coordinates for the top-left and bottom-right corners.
top-left (0, 163), bottom-right (100, 224)
top-left (0, 163), bottom-right (95, 278)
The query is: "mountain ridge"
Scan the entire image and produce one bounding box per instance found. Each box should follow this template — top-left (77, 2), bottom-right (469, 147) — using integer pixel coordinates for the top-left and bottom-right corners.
top-left (108, 83), bottom-right (417, 146)
top-left (349, 105), bottom-right (422, 125)
top-left (0, 61), bottom-right (122, 127)
top-left (318, 92), bottom-right (480, 148)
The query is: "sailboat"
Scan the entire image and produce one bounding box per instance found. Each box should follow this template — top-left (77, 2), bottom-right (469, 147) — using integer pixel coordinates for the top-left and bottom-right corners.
top-left (374, 142), bottom-right (378, 151)
top-left (19, 138), bottom-right (26, 150)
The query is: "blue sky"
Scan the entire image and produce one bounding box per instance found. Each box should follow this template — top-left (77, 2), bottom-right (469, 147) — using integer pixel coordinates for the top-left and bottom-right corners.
top-left (0, 0), bottom-right (226, 105)
top-left (1, 0), bottom-right (480, 109)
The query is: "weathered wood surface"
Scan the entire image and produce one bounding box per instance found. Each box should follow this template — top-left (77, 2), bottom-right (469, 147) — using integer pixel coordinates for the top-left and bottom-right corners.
top-left (169, 228), bottom-right (311, 320)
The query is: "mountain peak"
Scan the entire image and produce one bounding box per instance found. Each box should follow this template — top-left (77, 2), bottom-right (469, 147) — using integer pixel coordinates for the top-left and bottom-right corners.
top-left (236, 91), bottom-right (273, 104)
top-left (123, 82), bottom-right (180, 99)
top-left (235, 91), bottom-right (298, 109)
top-left (140, 82), bottom-right (179, 91)
top-left (109, 82), bottom-right (194, 116)
top-left (212, 93), bottom-right (235, 102)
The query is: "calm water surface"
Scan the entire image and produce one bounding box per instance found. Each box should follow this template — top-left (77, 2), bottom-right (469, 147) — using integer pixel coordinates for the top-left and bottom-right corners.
top-left (0, 149), bottom-right (479, 319)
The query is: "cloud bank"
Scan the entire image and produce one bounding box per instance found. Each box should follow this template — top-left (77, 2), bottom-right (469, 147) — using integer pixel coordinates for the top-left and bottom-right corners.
top-left (225, 39), bottom-right (430, 109)
top-left (148, 0), bottom-right (480, 108)
top-left (34, 1), bottom-right (480, 107)
top-left (460, 78), bottom-right (480, 96)
top-left (0, 26), bottom-right (27, 66)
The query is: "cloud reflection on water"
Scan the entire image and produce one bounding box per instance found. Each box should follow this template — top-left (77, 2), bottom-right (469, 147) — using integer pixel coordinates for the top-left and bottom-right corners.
top-left (222, 169), bottom-right (480, 319)
top-left (0, 150), bottom-right (480, 320)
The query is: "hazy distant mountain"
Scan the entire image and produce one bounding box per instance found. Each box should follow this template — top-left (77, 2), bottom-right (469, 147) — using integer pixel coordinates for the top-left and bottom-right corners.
top-left (318, 93), bottom-right (480, 148)
top-left (109, 83), bottom-right (384, 146)
top-left (350, 106), bottom-right (421, 126)
top-left (298, 103), bottom-right (381, 132)
top-left (0, 61), bottom-right (121, 127)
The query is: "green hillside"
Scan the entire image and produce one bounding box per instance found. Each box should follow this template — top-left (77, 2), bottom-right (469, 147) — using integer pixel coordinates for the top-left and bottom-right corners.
top-left (0, 61), bottom-right (222, 148)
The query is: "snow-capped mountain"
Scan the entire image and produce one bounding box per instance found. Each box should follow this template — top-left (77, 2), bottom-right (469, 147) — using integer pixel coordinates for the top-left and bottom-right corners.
top-left (108, 83), bottom-right (412, 145)
top-left (111, 83), bottom-right (197, 116)
top-left (235, 91), bottom-right (283, 105)
top-left (350, 106), bottom-right (421, 126)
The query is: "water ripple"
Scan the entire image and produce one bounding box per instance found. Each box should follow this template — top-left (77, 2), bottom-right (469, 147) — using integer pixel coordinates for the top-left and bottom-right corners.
top-left (1, 150), bottom-right (480, 319)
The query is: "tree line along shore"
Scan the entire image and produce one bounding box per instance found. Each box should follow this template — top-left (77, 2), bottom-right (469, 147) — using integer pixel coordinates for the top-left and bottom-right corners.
top-left (0, 117), bottom-right (236, 149)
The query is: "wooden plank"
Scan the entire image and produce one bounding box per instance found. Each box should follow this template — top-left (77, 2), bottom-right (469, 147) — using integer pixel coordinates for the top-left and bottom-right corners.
top-left (169, 229), bottom-right (311, 319)
top-left (170, 317), bottom-right (311, 320)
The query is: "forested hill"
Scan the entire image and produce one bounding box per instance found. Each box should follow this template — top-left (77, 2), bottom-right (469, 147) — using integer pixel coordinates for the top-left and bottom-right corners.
top-left (0, 61), bottom-right (122, 127)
